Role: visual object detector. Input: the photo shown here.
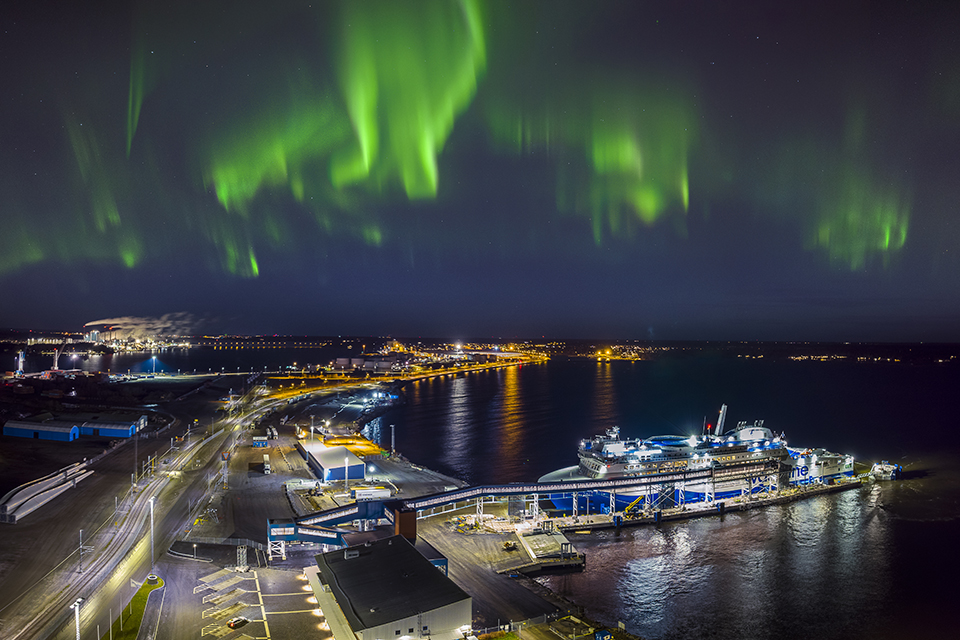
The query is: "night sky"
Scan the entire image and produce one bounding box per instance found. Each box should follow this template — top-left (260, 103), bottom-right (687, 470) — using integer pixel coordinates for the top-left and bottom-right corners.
top-left (2, 0), bottom-right (960, 341)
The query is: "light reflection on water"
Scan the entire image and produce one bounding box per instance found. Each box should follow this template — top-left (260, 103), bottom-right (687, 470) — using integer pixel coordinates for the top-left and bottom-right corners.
top-left (442, 375), bottom-right (474, 480)
top-left (592, 361), bottom-right (619, 426)
top-left (541, 487), bottom-right (906, 640)
top-left (495, 365), bottom-right (525, 478)
top-left (382, 357), bottom-right (959, 637)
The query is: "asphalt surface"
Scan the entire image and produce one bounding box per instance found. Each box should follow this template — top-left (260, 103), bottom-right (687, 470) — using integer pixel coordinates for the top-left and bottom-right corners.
top-left (0, 432), bottom-right (203, 640)
top-left (0, 375), bottom-right (279, 640)
top-left (152, 555), bottom-right (332, 640)
top-left (417, 506), bottom-right (562, 629)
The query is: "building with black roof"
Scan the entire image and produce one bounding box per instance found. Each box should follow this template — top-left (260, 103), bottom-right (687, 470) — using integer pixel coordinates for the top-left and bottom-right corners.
top-left (305, 535), bottom-right (471, 640)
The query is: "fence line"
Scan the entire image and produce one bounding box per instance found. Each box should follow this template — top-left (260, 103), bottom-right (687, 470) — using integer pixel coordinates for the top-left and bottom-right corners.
top-left (185, 536), bottom-right (266, 551)
top-left (472, 612), bottom-right (562, 636)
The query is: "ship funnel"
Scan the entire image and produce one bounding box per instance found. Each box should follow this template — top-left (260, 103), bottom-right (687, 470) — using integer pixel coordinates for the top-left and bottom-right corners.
top-left (716, 404), bottom-right (728, 436)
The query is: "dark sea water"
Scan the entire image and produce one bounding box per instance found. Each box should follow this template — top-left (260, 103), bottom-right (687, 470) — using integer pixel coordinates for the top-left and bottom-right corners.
top-left (382, 357), bottom-right (960, 640)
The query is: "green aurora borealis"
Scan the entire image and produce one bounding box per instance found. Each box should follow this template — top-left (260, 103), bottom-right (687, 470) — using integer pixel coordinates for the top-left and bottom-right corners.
top-left (2, 0), bottom-right (960, 338)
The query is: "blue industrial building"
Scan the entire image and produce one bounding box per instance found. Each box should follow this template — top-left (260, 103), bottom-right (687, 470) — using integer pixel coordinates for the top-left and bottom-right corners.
top-left (71, 413), bottom-right (146, 438)
top-left (3, 421), bottom-right (79, 441)
top-left (2, 414), bottom-right (144, 441)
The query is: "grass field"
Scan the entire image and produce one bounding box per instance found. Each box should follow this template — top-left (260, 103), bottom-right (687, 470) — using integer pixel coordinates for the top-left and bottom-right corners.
top-left (100, 576), bottom-right (164, 640)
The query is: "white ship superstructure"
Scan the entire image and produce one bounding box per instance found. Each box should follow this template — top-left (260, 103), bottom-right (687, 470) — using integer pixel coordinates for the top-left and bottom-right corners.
top-left (540, 404), bottom-right (855, 503)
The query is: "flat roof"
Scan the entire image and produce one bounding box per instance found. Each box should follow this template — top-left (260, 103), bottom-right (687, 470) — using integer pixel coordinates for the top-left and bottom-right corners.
top-left (313, 445), bottom-right (364, 468)
top-left (339, 531), bottom-right (445, 562)
top-left (314, 535), bottom-right (469, 631)
top-left (323, 435), bottom-right (383, 457)
top-left (4, 421), bottom-right (77, 433)
top-left (56, 412), bottom-right (145, 425)
top-left (85, 422), bottom-right (136, 429)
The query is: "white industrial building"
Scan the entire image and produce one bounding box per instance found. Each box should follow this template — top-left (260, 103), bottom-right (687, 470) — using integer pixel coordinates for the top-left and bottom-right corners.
top-left (298, 442), bottom-right (366, 482)
top-left (306, 535), bottom-right (472, 640)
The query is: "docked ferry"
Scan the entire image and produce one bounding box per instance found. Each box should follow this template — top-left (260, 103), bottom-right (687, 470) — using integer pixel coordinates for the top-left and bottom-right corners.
top-left (538, 404), bottom-right (855, 505)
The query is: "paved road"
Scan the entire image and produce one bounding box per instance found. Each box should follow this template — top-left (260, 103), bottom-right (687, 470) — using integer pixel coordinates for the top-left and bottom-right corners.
top-left (0, 432), bottom-right (192, 640)
top-left (0, 379), bottom-right (278, 640)
top-left (41, 431), bottom-right (238, 640)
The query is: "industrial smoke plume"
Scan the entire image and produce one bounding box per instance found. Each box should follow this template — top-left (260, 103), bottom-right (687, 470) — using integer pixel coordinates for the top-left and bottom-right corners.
top-left (84, 313), bottom-right (200, 339)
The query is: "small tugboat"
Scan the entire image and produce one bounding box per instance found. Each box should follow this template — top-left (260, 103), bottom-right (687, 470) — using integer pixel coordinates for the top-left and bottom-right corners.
top-left (870, 460), bottom-right (902, 480)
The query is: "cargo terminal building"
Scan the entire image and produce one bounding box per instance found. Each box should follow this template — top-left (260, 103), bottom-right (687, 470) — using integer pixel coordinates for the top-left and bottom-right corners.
top-left (3, 414), bottom-right (146, 441)
top-left (305, 535), bottom-right (471, 640)
top-left (297, 440), bottom-right (366, 482)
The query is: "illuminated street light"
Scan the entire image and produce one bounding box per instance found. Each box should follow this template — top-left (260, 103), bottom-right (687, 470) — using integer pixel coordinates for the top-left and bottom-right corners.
top-left (70, 598), bottom-right (83, 640)
top-left (149, 497), bottom-right (156, 568)
top-left (151, 355), bottom-right (156, 374)
top-left (193, 543), bottom-right (197, 559)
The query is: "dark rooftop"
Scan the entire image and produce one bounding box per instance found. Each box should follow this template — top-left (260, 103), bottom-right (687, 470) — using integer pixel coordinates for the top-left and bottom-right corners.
top-left (314, 535), bottom-right (469, 631)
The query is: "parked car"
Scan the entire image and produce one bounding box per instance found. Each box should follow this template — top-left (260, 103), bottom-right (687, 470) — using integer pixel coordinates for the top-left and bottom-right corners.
top-left (226, 616), bottom-right (249, 629)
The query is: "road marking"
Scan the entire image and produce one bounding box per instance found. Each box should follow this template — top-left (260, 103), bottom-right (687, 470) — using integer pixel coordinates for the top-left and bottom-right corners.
top-left (254, 571), bottom-right (270, 640)
top-left (265, 609), bottom-right (323, 615)
top-left (261, 592), bottom-right (308, 597)
top-left (154, 584), bottom-right (167, 636)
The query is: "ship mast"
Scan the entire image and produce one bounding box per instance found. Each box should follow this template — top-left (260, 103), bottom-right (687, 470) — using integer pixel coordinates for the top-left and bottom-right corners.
top-left (715, 404), bottom-right (728, 437)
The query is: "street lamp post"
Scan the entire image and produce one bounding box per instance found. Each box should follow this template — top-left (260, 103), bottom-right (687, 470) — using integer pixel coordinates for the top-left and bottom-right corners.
top-left (152, 355), bottom-right (156, 374)
top-left (70, 598), bottom-right (83, 640)
top-left (193, 543), bottom-right (197, 559)
top-left (344, 454), bottom-right (349, 492)
top-left (133, 429), bottom-right (138, 487)
top-left (149, 497), bottom-right (156, 568)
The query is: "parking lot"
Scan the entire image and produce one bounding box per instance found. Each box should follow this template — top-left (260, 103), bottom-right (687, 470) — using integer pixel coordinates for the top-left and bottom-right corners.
top-left (155, 555), bottom-right (331, 640)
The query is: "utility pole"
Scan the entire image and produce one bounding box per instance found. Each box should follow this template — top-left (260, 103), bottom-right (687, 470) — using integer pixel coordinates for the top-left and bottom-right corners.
top-left (78, 529), bottom-right (93, 573)
top-left (149, 497), bottom-right (155, 568)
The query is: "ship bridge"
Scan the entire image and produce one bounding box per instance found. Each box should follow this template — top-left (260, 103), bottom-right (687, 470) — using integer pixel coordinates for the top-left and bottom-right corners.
top-left (266, 458), bottom-right (782, 559)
